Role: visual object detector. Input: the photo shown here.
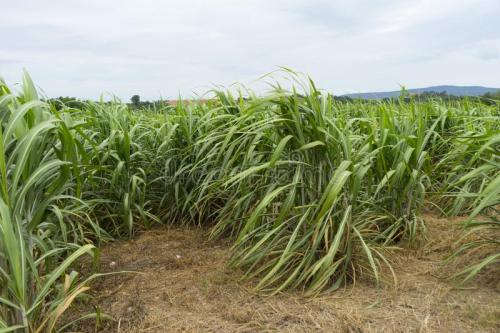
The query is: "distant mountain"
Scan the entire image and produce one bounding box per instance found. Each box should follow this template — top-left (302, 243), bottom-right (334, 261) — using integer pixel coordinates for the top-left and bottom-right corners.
top-left (343, 85), bottom-right (500, 99)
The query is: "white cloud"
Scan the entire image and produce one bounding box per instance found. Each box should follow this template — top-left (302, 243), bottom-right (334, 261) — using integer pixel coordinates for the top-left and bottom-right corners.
top-left (374, 0), bottom-right (478, 33)
top-left (1, 0), bottom-right (499, 99)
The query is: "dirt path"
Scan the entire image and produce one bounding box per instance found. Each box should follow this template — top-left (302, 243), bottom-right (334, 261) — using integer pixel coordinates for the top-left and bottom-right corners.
top-left (68, 216), bottom-right (499, 332)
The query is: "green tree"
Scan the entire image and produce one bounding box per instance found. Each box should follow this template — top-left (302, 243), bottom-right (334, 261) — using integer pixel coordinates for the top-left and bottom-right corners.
top-left (131, 94), bottom-right (140, 107)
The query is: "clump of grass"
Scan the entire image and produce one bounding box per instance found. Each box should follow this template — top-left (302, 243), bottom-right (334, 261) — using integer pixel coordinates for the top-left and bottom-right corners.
top-left (0, 72), bottom-right (100, 331)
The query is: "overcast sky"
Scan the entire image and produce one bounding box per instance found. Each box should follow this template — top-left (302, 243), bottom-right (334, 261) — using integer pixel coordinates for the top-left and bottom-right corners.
top-left (1, 0), bottom-right (499, 100)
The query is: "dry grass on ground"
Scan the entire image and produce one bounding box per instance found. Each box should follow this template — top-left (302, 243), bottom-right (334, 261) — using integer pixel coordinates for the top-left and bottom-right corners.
top-left (67, 215), bottom-right (499, 332)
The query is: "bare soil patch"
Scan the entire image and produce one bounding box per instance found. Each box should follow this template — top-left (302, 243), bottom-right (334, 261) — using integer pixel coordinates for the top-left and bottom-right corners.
top-left (67, 216), bottom-right (499, 332)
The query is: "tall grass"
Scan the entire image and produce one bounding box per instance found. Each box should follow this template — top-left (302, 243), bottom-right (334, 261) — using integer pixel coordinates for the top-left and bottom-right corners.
top-left (0, 72), bottom-right (100, 332)
top-left (0, 71), bottom-right (497, 331)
